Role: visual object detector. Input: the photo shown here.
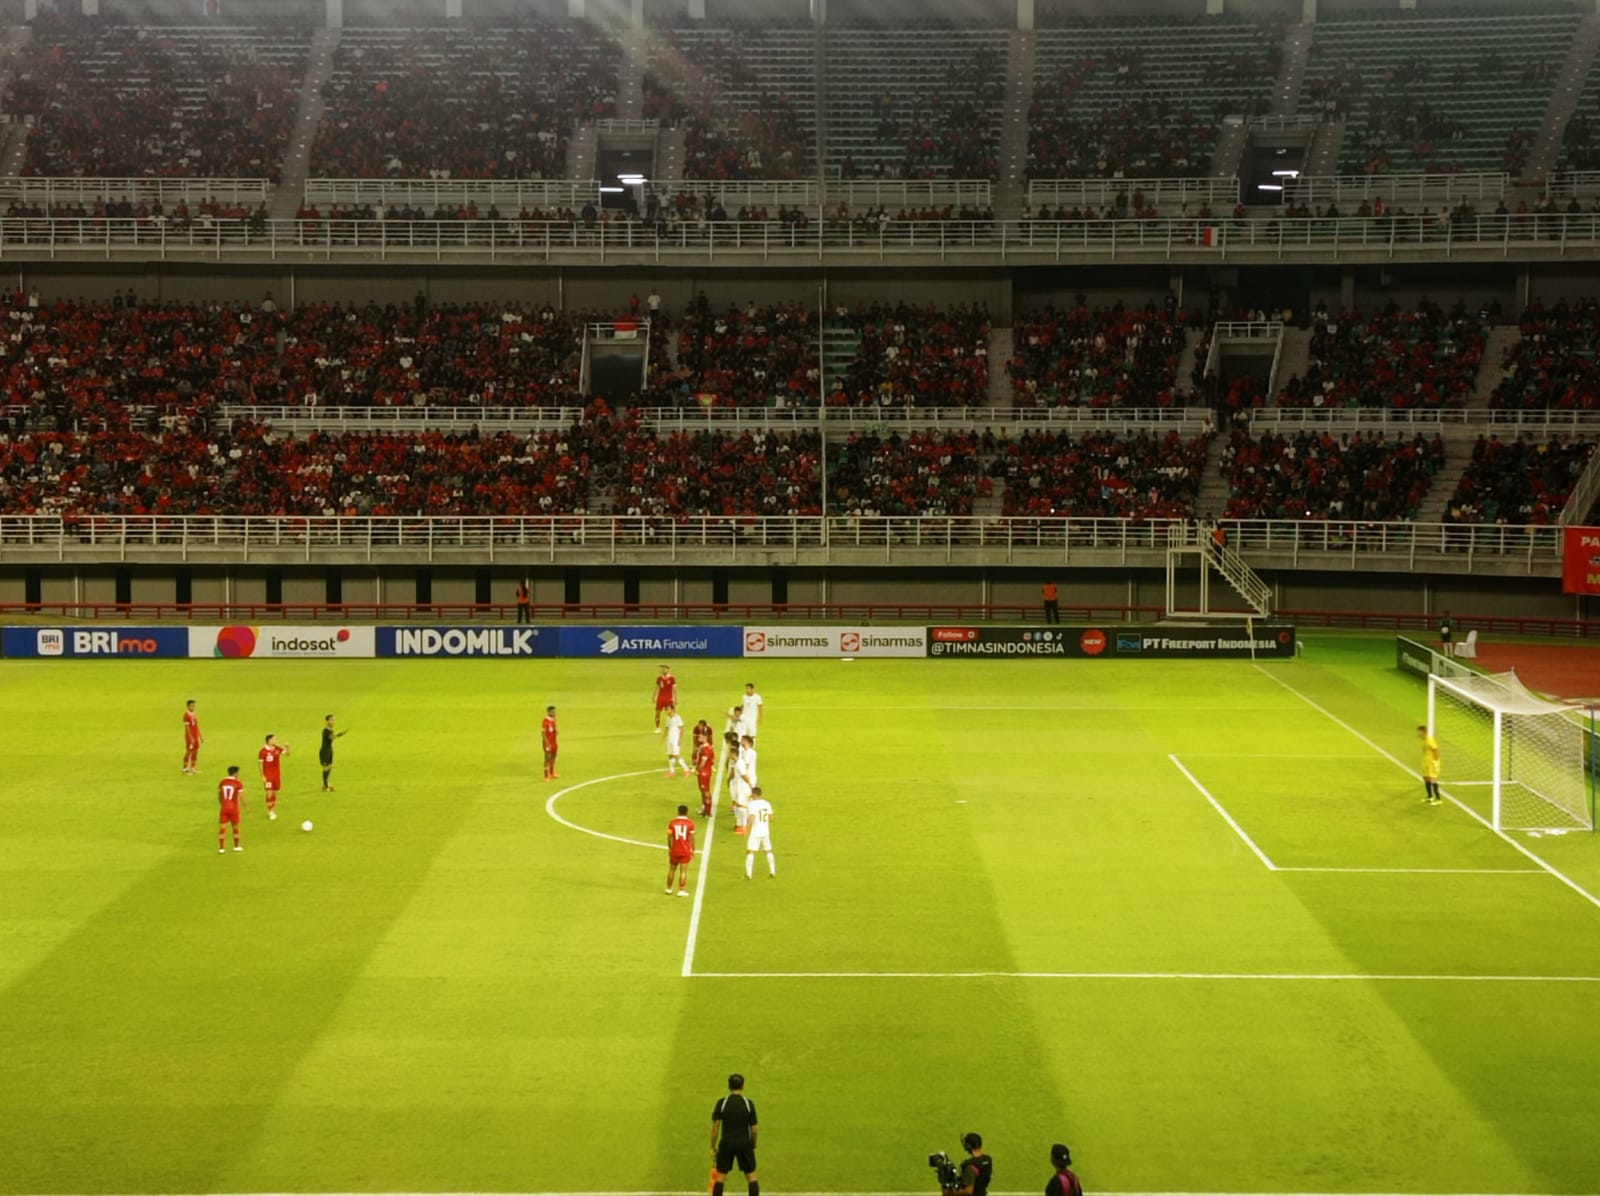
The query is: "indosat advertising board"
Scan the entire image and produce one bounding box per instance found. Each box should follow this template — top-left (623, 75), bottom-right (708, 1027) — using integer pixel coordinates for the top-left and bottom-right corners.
top-left (189, 626), bottom-right (377, 658)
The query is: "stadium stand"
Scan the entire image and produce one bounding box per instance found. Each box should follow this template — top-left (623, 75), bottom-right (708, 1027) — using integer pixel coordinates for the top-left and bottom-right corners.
top-left (649, 302), bottom-right (817, 410)
top-left (992, 428), bottom-right (1207, 519)
top-left (1274, 302), bottom-right (1489, 409)
top-left (825, 303), bottom-right (991, 408)
top-left (1028, 16), bottom-right (1279, 180)
top-left (1009, 302), bottom-right (1187, 407)
top-left (5, 13), bottom-right (308, 179)
top-left (821, 28), bottom-right (1007, 180)
top-left (828, 430), bottom-right (990, 517)
top-left (311, 23), bottom-right (619, 178)
top-left (1492, 298), bottom-right (1600, 410)
top-left (1302, 9), bottom-right (1580, 176)
top-left (644, 27), bottom-right (815, 180)
top-left (1443, 433), bottom-right (1596, 524)
top-left (1219, 428), bottom-right (1447, 521)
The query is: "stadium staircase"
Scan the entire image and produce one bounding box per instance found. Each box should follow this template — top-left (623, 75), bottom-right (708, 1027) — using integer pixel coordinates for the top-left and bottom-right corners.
top-left (1525, 12), bottom-right (1600, 184)
top-left (996, 31), bottom-right (1036, 218)
top-left (272, 28), bottom-right (339, 221)
top-left (1173, 326), bottom-right (1201, 395)
top-left (1199, 531), bottom-right (1274, 616)
top-left (1194, 436), bottom-right (1232, 523)
top-left (1270, 24), bottom-right (1313, 119)
top-left (1414, 423), bottom-right (1481, 524)
top-left (1303, 120), bottom-right (1345, 178)
top-left (0, 25), bottom-right (31, 177)
top-left (566, 124), bottom-right (600, 182)
top-left (1272, 326), bottom-right (1312, 395)
top-left (617, 33), bottom-right (646, 122)
top-left (820, 320), bottom-right (860, 395)
top-left (1471, 325), bottom-right (1519, 410)
top-left (987, 326), bottom-right (1013, 405)
top-left (656, 124), bottom-right (687, 184)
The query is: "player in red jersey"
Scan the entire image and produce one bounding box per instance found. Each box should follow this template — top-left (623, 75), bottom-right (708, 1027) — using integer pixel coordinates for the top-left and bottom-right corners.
top-left (693, 717), bottom-right (714, 749)
top-left (182, 699), bottom-right (203, 774)
top-left (666, 803), bottom-right (696, 896)
top-left (258, 733), bottom-right (290, 820)
top-left (541, 705), bottom-right (560, 780)
top-left (217, 765), bottom-right (245, 852)
top-left (654, 665), bottom-right (678, 731)
top-left (695, 737), bottom-right (717, 817)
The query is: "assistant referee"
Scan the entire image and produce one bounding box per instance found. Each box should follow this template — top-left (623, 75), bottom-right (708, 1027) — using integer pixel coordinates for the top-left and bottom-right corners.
top-left (710, 1073), bottom-right (759, 1196)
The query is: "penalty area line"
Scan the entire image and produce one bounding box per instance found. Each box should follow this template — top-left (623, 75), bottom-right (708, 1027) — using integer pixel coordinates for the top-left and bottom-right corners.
top-left (1251, 664), bottom-right (1600, 914)
top-left (1168, 754), bottom-right (1277, 871)
top-left (686, 970), bottom-right (1600, 983)
top-left (544, 770), bottom-right (667, 852)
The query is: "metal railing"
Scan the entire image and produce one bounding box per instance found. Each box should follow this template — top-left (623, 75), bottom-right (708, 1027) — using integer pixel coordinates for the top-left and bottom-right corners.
top-left (301, 178), bottom-right (602, 210)
top-left (1546, 172), bottom-right (1600, 199)
top-left (216, 404), bottom-right (588, 433)
top-left (594, 118), bottom-right (661, 136)
top-left (651, 178), bottom-right (993, 211)
top-left (2, 212), bottom-right (1599, 262)
top-left (0, 176), bottom-right (273, 208)
top-left (1251, 407), bottom-right (1600, 435)
top-left (1282, 172), bottom-right (1509, 207)
top-left (1027, 176), bottom-right (1239, 210)
top-left (0, 514), bottom-right (1565, 572)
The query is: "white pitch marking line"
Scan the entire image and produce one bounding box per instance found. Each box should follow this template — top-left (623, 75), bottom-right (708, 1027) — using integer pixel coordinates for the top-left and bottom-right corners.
top-left (1252, 664), bottom-right (1600, 913)
top-left (681, 732), bottom-right (731, 978)
top-left (544, 770), bottom-right (667, 852)
top-left (1168, 754), bottom-right (1277, 871)
top-left (1276, 867), bottom-right (1547, 875)
top-left (69, 1191), bottom-right (1600, 1196)
top-left (687, 970), bottom-right (1600, 983)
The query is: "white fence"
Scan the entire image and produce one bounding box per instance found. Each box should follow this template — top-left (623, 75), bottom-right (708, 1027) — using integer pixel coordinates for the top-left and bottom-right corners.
top-left (1028, 177), bottom-right (1239, 210)
top-left (302, 179), bottom-right (602, 211)
top-left (0, 177), bottom-right (273, 208)
top-left (1282, 172), bottom-right (1509, 208)
top-left (1, 211), bottom-right (1598, 262)
top-left (0, 514), bottom-right (1565, 571)
top-left (652, 178), bottom-right (993, 211)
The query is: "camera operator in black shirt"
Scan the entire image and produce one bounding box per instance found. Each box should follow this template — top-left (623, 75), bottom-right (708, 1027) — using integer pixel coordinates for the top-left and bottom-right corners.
top-left (946, 1133), bottom-right (992, 1196)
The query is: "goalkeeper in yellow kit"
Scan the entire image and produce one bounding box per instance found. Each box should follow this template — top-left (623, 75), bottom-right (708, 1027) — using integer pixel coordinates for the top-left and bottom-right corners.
top-left (1417, 725), bottom-right (1442, 805)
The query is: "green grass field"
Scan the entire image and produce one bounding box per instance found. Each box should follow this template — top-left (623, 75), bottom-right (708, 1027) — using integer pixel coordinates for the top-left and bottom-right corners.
top-left (4, 634), bottom-right (1600, 1196)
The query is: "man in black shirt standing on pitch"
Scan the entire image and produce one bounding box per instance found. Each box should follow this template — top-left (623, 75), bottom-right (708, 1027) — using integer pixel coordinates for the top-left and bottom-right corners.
top-left (710, 1073), bottom-right (759, 1196)
top-left (947, 1133), bottom-right (992, 1196)
top-left (319, 714), bottom-right (347, 791)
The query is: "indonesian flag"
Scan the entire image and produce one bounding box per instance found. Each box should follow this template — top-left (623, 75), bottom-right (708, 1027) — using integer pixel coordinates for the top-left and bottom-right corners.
top-left (1201, 226), bottom-right (1220, 247)
top-left (613, 319), bottom-right (639, 339)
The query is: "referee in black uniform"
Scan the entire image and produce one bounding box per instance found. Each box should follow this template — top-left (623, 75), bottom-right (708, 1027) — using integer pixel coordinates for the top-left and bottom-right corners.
top-left (710, 1073), bottom-right (758, 1196)
top-left (319, 714), bottom-right (346, 791)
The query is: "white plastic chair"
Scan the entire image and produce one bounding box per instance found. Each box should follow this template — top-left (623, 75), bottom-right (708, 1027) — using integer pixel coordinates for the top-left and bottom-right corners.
top-left (1456, 629), bottom-right (1478, 659)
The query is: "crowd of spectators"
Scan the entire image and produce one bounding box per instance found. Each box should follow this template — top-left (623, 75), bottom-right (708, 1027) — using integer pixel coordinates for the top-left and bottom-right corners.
top-left (1492, 297), bottom-right (1600, 410)
top-left (6, 14), bottom-right (305, 178)
top-left (647, 301), bottom-right (818, 410)
top-left (850, 46), bottom-right (1005, 180)
top-left (1443, 434), bottom-right (1594, 524)
top-left (1218, 428), bottom-right (1445, 521)
top-left (311, 26), bottom-right (617, 179)
top-left (1274, 300), bottom-right (1488, 409)
top-left (828, 430), bottom-right (989, 517)
top-left (827, 302), bottom-right (991, 408)
top-left (613, 427), bottom-right (822, 518)
top-left (993, 428), bottom-right (1207, 519)
top-left (1010, 300), bottom-right (1186, 408)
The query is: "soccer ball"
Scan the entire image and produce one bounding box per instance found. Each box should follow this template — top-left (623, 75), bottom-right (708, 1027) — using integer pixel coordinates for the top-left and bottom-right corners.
top-left (301, 820), bottom-right (314, 832)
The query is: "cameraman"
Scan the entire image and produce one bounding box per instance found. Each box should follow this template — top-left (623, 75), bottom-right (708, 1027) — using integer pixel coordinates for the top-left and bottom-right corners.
top-left (945, 1133), bottom-right (992, 1196)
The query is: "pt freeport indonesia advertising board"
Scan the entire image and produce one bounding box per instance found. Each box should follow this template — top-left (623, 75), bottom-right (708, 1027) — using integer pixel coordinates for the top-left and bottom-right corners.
top-left (927, 625), bottom-right (1296, 659)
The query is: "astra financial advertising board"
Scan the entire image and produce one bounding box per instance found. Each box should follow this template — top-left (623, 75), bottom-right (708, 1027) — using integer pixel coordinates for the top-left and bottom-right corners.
top-left (927, 625), bottom-right (1296, 659)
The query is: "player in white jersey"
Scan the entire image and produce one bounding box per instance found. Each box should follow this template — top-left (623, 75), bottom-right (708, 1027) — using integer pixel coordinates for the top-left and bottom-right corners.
top-left (738, 682), bottom-right (763, 741)
top-left (744, 786), bottom-right (775, 879)
top-left (731, 735), bottom-right (757, 834)
top-left (663, 705), bottom-right (688, 777)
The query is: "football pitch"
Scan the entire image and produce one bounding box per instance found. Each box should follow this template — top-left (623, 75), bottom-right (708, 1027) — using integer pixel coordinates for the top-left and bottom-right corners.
top-left (3, 634), bottom-right (1600, 1196)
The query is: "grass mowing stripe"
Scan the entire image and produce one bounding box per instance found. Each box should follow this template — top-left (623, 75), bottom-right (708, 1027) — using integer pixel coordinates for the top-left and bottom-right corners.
top-left (1168, 753), bottom-right (1278, 871)
top-left (1252, 664), bottom-right (1600, 913)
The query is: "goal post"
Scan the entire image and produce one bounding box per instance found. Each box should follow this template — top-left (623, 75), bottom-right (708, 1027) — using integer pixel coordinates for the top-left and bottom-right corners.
top-left (1427, 670), bottom-right (1599, 833)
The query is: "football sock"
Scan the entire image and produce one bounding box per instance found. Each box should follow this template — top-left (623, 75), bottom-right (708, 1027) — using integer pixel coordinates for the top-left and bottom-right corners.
top-left (713, 1181), bottom-right (726, 1196)
top-left (745, 854), bottom-right (753, 879)
top-left (766, 852), bottom-right (776, 877)
top-left (322, 768), bottom-right (331, 787)
top-left (749, 1181), bottom-right (759, 1196)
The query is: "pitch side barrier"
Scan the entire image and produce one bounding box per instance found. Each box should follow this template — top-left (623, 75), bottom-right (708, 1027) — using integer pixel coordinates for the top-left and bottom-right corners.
top-left (1395, 634), bottom-right (1477, 682)
top-left (3, 623), bottom-right (1295, 661)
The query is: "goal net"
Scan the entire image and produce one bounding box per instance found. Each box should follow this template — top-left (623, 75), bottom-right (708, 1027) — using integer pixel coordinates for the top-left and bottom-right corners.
top-left (1427, 670), bottom-right (1598, 832)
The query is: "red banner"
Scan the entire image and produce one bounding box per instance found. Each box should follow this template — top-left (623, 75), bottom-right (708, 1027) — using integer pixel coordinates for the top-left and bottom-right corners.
top-left (1562, 526), bottom-right (1600, 595)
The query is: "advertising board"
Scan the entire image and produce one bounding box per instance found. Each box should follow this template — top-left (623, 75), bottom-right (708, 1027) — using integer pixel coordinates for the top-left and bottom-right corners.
top-left (741, 626), bottom-right (927, 657)
top-left (190, 626), bottom-right (376, 658)
top-left (376, 626), bottom-right (555, 657)
top-left (927, 625), bottom-right (1296, 659)
top-left (556, 625), bottom-right (745, 659)
top-left (2, 626), bottom-right (190, 659)
top-left (1562, 526), bottom-right (1600, 595)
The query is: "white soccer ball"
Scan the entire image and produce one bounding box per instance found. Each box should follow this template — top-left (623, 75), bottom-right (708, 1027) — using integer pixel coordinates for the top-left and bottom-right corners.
top-left (301, 820), bottom-right (314, 832)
